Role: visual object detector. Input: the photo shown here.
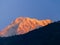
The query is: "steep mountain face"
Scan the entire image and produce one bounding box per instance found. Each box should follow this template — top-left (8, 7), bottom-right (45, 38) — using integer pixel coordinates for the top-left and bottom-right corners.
top-left (0, 17), bottom-right (52, 37)
top-left (0, 21), bottom-right (60, 45)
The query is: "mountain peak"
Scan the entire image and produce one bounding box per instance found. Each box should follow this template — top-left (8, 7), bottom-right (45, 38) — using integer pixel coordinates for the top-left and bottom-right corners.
top-left (0, 17), bottom-right (52, 37)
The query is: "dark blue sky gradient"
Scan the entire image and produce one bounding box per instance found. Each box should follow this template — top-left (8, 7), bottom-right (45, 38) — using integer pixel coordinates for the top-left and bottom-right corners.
top-left (0, 0), bottom-right (60, 30)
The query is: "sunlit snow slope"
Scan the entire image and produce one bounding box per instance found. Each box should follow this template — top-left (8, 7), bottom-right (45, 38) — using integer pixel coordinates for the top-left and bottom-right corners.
top-left (0, 17), bottom-right (52, 37)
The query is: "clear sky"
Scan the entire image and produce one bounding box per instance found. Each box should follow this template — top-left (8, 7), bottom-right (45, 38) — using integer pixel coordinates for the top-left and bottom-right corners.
top-left (0, 0), bottom-right (60, 30)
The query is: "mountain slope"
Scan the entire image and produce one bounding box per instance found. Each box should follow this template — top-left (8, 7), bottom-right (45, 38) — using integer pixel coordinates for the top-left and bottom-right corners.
top-left (0, 17), bottom-right (52, 37)
top-left (0, 21), bottom-right (60, 45)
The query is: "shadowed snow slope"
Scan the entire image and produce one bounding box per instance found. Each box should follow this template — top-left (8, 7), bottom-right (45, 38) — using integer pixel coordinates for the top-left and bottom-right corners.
top-left (0, 21), bottom-right (60, 45)
top-left (0, 17), bottom-right (52, 37)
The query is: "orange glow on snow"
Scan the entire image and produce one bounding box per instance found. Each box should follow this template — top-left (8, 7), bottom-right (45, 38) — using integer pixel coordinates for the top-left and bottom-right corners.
top-left (16, 17), bottom-right (52, 34)
top-left (0, 17), bottom-right (52, 36)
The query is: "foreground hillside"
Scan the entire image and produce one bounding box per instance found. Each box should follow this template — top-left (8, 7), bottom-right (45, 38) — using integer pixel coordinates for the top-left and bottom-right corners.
top-left (0, 21), bottom-right (60, 45)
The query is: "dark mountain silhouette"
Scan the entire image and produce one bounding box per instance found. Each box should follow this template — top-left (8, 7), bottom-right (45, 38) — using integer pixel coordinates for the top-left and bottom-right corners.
top-left (0, 21), bottom-right (60, 45)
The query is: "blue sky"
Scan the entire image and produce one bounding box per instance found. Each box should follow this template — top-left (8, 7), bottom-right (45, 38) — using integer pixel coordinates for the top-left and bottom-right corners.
top-left (0, 0), bottom-right (60, 30)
